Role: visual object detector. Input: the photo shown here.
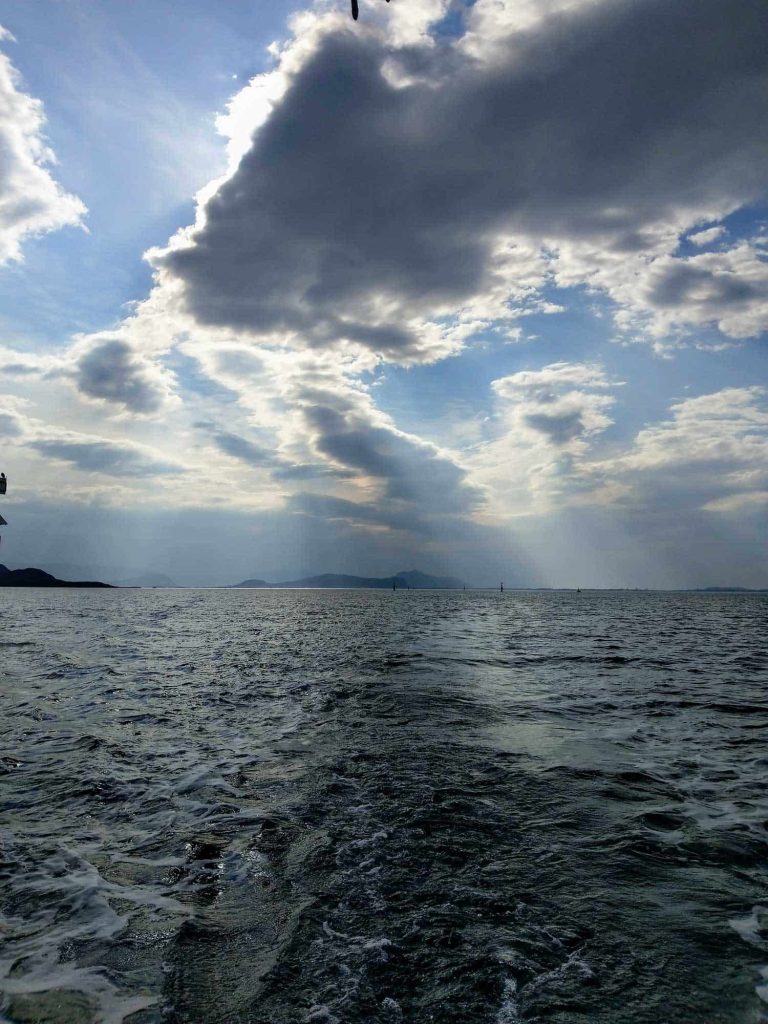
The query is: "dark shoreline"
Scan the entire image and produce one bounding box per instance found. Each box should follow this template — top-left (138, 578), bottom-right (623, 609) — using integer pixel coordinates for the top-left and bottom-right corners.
top-left (0, 565), bottom-right (112, 588)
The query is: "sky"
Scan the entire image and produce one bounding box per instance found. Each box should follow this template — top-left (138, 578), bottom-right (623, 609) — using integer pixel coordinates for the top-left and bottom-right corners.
top-left (0, 0), bottom-right (766, 588)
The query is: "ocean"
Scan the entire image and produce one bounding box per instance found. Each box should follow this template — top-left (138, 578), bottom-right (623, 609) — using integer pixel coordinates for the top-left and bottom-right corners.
top-left (1, 588), bottom-right (766, 1023)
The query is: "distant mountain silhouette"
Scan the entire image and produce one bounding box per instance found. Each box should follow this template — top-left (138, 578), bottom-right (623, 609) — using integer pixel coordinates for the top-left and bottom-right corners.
top-left (229, 569), bottom-right (469, 590)
top-left (0, 564), bottom-right (113, 588)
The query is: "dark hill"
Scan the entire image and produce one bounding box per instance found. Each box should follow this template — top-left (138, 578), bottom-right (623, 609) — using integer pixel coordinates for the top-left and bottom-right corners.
top-left (0, 565), bottom-right (113, 588)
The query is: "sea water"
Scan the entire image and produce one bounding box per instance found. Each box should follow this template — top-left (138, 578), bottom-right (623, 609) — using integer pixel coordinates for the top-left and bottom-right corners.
top-left (1, 588), bottom-right (766, 1023)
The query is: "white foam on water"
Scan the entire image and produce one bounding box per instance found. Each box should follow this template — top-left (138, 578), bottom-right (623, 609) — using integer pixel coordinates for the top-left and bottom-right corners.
top-left (306, 1005), bottom-right (341, 1023)
top-left (495, 978), bottom-right (521, 1023)
top-left (0, 961), bottom-right (157, 1024)
top-left (24, 847), bottom-right (191, 915)
top-left (174, 764), bottom-right (239, 795)
top-left (729, 907), bottom-right (768, 1008)
top-left (363, 937), bottom-right (392, 962)
top-left (728, 906), bottom-right (767, 947)
top-left (756, 966), bottom-right (768, 1005)
top-left (0, 843), bottom-right (192, 1023)
top-left (381, 995), bottom-right (403, 1019)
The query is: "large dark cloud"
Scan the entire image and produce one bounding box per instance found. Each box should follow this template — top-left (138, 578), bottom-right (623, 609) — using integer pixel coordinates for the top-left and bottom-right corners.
top-left (158, 0), bottom-right (768, 356)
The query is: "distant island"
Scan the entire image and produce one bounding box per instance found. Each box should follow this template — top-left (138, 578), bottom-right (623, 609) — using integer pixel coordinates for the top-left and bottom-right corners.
top-left (228, 569), bottom-right (469, 590)
top-left (0, 565), bottom-right (112, 588)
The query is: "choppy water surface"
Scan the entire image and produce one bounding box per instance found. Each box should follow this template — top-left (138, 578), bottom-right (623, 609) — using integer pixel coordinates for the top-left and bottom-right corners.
top-left (1, 589), bottom-right (767, 1024)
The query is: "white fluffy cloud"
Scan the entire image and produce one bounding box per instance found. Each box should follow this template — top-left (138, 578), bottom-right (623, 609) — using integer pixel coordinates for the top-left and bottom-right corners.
top-left (589, 387), bottom-right (768, 514)
top-left (473, 362), bottom-right (620, 515)
top-left (0, 27), bottom-right (85, 262)
top-left (554, 237), bottom-right (768, 344)
top-left (492, 363), bottom-right (618, 446)
top-left (473, 372), bottom-right (768, 532)
top-left (689, 226), bottom-right (726, 248)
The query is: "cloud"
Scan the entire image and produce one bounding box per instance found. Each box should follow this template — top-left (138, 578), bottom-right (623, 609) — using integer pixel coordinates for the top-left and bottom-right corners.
top-left (689, 226), bottom-right (726, 248)
top-left (150, 0), bottom-right (768, 360)
top-left (3, 405), bottom-right (183, 480)
top-left (289, 370), bottom-right (484, 519)
top-left (28, 432), bottom-right (183, 478)
top-left (0, 411), bottom-right (22, 437)
top-left (288, 490), bottom-right (480, 540)
top-left (272, 462), bottom-right (354, 481)
top-left (481, 382), bottom-right (767, 548)
top-left (0, 345), bottom-right (61, 379)
top-left (592, 387), bottom-right (768, 513)
top-left (211, 427), bottom-right (353, 481)
top-left (192, 357), bottom-right (482, 532)
top-left (288, 491), bottom-right (424, 533)
top-left (0, 27), bottom-right (85, 262)
top-left (634, 243), bottom-right (768, 340)
top-left (3, 0), bottom-right (765, 588)
top-left (180, 337), bottom-right (483, 532)
top-left (0, 361), bottom-right (39, 377)
top-left (197, 422), bottom-right (355, 483)
top-left (469, 378), bottom-right (768, 589)
top-left (562, 238), bottom-right (768, 343)
top-left (209, 429), bottom-right (274, 467)
top-left (470, 362), bottom-right (621, 515)
top-left (72, 336), bottom-right (177, 415)
top-left (492, 362), bottom-right (618, 446)
top-left (305, 402), bottom-right (477, 511)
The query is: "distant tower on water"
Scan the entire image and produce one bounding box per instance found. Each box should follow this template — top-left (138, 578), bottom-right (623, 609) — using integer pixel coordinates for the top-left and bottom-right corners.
top-left (500, 582), bottom-right (504, 593)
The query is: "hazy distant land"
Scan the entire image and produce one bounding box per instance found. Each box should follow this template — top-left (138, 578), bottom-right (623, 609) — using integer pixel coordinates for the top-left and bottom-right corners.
top-left (0, 563), bottom-right (763, 591)
top-left (228, 569), bottom-right (469, 590)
